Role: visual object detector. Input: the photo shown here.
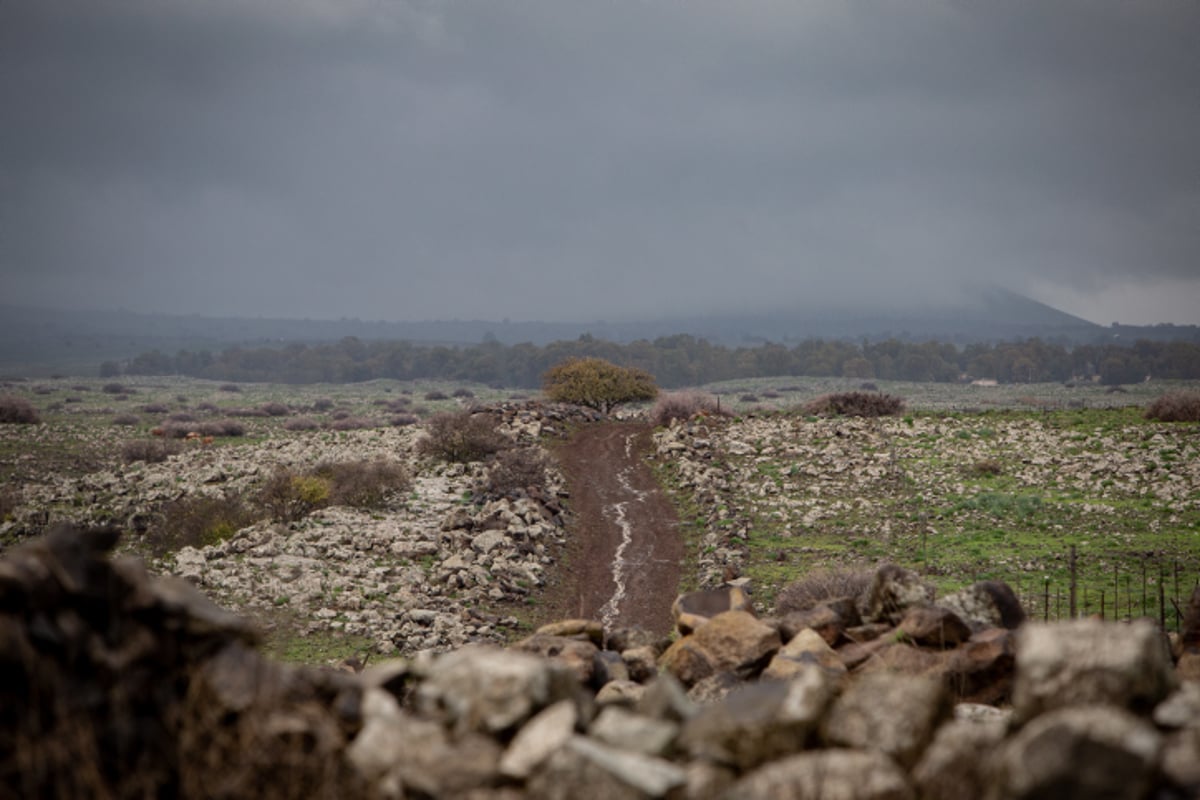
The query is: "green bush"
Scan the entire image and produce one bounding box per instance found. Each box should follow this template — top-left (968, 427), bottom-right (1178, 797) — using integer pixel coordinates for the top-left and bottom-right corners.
top-left (418, 411), bottom-right (510, 463)
top-left (0, 395), bottom-right (41, 425)
top-left (542, 357), bottom-right (658, 413)
top-left (259, 469), bottom-right (331, 523)
top-left (1145, 391), bottom-right (1200, 422)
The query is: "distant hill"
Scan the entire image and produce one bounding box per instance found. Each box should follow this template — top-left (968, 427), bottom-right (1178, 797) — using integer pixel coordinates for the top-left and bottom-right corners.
top-left (1, 289), bottom-right (1195, 376)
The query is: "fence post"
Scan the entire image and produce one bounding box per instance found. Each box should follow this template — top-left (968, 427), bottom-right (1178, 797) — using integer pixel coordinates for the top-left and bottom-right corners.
top-left (1069, 545), bottom-right (1077, 619)
top-left (1043, 578), bottom-right (1050, 623)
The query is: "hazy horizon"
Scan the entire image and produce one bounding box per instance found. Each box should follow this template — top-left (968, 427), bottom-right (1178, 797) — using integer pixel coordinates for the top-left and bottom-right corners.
top-left (3, 1), bottom-right (1197, 326)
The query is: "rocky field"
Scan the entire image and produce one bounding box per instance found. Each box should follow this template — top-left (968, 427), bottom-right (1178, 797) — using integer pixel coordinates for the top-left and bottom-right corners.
top-left (2, 375), bottom-right (1199, 665)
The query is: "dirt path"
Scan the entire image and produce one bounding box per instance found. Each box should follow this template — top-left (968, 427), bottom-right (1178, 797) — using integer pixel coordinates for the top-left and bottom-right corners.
top-left (548, 422), bottom-right (683, 636)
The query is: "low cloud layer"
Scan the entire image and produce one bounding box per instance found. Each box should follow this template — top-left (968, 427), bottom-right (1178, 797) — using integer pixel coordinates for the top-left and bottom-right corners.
top-left (2, 0), bottom-right (1197, 324)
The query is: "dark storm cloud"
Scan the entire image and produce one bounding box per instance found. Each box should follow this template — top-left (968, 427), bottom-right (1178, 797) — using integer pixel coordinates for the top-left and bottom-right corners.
top-left (2, 0), bottom-right (1198, 324)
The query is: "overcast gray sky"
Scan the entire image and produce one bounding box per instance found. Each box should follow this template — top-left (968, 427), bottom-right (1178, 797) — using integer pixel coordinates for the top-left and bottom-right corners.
top-left (2, 0), bottom-right (1198, 325)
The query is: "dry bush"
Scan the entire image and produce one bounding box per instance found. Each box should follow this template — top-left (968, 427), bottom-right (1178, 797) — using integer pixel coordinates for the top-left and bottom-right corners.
top-left (312, 398), bottom-right (334, 412)
top-left (0, 486), bottom-right (19, 521)
top-left (452, 387), bottom-right (475, 399)
top-left (196, 401), bottom-right (219, 413)
top-left (803, 391), bottom-right (905, 418)
top-left (101, 383), bottom-right (127, 394)
top-left (1145, 391), bottom-right (1200, 423)
top-left (218, 383), bottom-right (241, 393)
top-left (329, 416), bottom-right (378, 431)
top-left (418, 411), bottom-right (510, 463)
top-left (776, 567), bottom-right (876, 615)
top-left (313, 459), bottom-right (412, 508)
top-left (122, 439), bottom-right (183, 464)
top-left (199, 420), bottom-right (246, 438)
top-left (0, 395), bottom-right (41, 424)
top-left (651, 391), bottom-right (726, 427)
top-left (484, 447), bottom-right (549, 498)
top-left (140, 403), bottom-right (170, 414)
top-left (227, 407), bottom-right (268, 418)
top-left (168, 412), bottom-right (197, 423)
top-left (112, 413), bottom-right (141, 427)
top-left (282, 416), bottom-right (322, 432)
top-left (258, 468), bottom-right (330, 523)
top-left (968, 458), bottom-right (1004, 477)
top-left (424, 390), bottom-right (449, 401)
top-left (390, 414), bottom-right (419, 427)
top-left (739, 393), bottom-right (759, 403)
top-left (760, 389), bottom-right (781, 399)
top-left (147, 492), bottom-right (257, 556)
top-left (259, 402), bottom-right (290, 417)
top-left (859, 382), bottom-right (880, 392)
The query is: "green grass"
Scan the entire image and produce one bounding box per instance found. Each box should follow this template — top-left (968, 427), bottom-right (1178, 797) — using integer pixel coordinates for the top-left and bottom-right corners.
top-left (659, 402), bottom-right (1200, 621)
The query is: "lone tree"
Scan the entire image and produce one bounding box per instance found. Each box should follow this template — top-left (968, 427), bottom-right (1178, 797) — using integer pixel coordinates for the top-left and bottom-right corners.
top-left (542, 357), bottom-right (658, 413)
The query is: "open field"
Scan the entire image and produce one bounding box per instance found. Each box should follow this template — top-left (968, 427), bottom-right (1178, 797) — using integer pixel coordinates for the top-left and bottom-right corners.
top-left (3, 374), bottom-right (1199, 663)
top-left (653, 379), bottom-right (1200, 627)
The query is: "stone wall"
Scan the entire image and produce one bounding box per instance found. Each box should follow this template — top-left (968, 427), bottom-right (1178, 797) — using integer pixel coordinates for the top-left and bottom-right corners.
top-left (3, 526), bottom-right (1200, 798)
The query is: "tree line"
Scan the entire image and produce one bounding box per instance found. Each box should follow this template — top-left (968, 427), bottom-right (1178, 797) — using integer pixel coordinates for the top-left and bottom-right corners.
top-left (112, 334), bottom-right (1200, 388)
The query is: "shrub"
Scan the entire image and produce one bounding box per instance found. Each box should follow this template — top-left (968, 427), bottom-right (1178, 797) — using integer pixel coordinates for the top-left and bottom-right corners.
top-left (542, 357), bottom-right (658, 413)
top-left (219, 383), bottom-right (241, 393)
top-left (196, 401), bottom-right (219, 413)
top-left (803, 391), bottom-right (905, 418)
top-left (227, 407), bottom-right (268, 418)
top-left (329, 416), bottom-right (378, 431)
top-left (283, 416), bottom-right (322, 431)
top-left (0, 486), bottom-right (19, 522)
top-left (1145, 391), bottom-right (1200, 422)
top-left (140, 403), bottom-right (170, 414)
top-left (968, 459), bottom-right (1004, 477)
top-left (312, 398), bottom-right (334, 412)
top-left (424, 390), bottom-right (449, 401)
top-left (452, 388), bottom-right (475, 399)
top-left (33, 385), bottom-right (53, 395)
top-left (739, 393), bottom-right (759, 403)
top-left (859, 382), bottom-right (880, 392)
top-left (0, 395), bottom-right (40, 425)
top-left (651, 391), bottom-right (726, 427)
top-left (418, 411), bottom-right (510, 463)
top-left (147, 492), bottom-right (256, 556)
top-left (259, 468), bottom-right (331, 523)
top-left (484, 447), bottom-right (549, 498)
top-left (102, 383), bottom-right (127, 394)
top-left (167, 412), bottom-right (197, 423)
top-left (121, 438), bottom-right (183, 464)
top-left (775, 567), bottom-right (876, 615)
top-left (200, 420), bottom-right (246, 438)
top-left (760, 390), bottom-right (781, 399)
top-left (390, 414), bottom-right (419, 427)
top-left (260, 402), bottom-right (290, 417)
top-left (314, 459), bottom-right (412, 508)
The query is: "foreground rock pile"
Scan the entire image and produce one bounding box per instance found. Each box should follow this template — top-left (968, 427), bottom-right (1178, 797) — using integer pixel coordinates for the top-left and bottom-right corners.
top-left (4, 527), bottom-right (1200, 799)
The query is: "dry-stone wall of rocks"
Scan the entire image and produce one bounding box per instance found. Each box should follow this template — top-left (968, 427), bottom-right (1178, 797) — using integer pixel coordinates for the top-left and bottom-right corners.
top-left (6, 526), bottom-right (1200, 799)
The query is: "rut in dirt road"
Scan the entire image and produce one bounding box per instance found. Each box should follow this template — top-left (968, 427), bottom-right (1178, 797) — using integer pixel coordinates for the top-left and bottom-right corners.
top-left (554, 423), bottom-right (683, 636)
